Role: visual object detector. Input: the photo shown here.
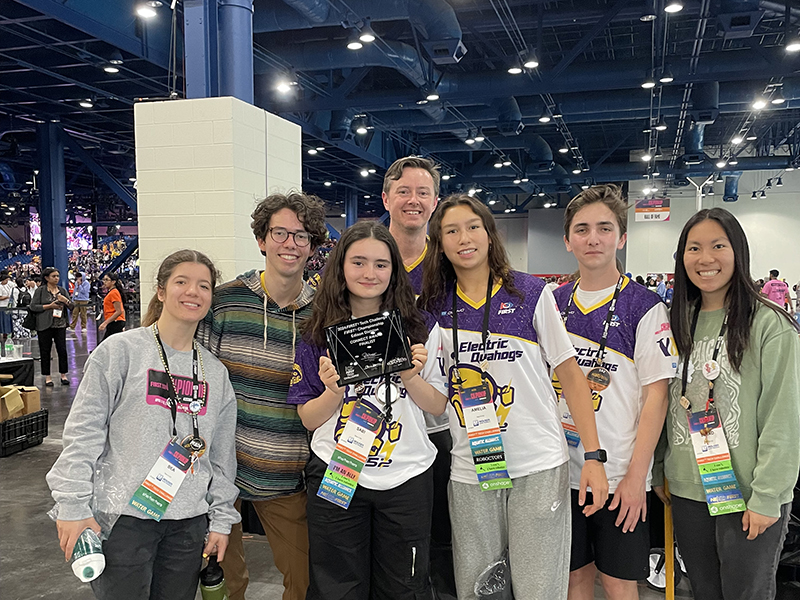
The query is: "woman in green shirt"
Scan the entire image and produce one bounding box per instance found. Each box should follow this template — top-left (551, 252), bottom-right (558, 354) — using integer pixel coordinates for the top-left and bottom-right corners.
top-left (658, 207), bottom-right (800, 600)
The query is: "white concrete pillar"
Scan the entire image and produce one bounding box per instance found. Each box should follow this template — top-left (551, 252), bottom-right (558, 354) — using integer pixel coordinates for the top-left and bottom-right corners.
top-left (133, 97), bottom-right (301, 312)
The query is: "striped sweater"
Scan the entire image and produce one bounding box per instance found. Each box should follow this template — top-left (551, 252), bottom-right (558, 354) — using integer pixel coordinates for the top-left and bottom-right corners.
top-left (197, 270), bottom-right (314, 500)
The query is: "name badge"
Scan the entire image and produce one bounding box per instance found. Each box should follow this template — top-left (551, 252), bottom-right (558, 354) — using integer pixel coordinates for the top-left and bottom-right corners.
top-left (558, 396), bottom-right (581, 448)
top-left (687, 407), bottom-right (747, 516)
top-left (52, 308), bottom-right (63, 318)
top-left (460, 383), bottom-right (512, 491)
top-left (129, 440), bottom-right (192, 521)
top-left (317, 400), bottom-right (383, 509)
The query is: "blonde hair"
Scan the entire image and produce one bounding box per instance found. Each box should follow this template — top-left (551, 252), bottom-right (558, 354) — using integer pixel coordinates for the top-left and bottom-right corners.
top-left (141, 250), bottom-right (220, 327)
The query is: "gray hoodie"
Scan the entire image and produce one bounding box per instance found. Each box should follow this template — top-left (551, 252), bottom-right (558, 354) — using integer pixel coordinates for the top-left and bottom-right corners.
top-left (46, 326), bottom-right (240, 534)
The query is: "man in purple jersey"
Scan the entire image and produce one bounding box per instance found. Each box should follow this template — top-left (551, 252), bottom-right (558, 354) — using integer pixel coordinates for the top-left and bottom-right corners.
top-left (382, 156), bottom-right (455, 599)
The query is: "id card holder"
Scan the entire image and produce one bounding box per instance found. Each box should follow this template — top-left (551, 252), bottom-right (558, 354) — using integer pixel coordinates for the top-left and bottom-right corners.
top-left (129, 440), bottom-right (192, 521)
top-left (52, 308), bottom-right (63, 318)
top-left (687, 407), bottom-right (747, 516)
top-left (558, 395), bottom-right (580, 448)
top-left (460, 383), bottom-right (512, 491)
top-left (317, 400), bottom-right (383, 509)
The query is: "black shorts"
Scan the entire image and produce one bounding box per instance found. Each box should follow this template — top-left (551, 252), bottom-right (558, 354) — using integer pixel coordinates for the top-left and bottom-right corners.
top-left (570, 489), bottom-right (651, 580)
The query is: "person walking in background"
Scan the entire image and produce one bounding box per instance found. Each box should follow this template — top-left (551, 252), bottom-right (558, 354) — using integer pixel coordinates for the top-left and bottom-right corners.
top-left (70, 272), bottom-right (90, 332)
top-left (0, 270), bottom-right (16, 346)
top-left (99, 273), bottom-right (126, 341)
top-left (761, 269), bottom-right (793, 313)
top-left (29, 267), bottom-right (73, 386)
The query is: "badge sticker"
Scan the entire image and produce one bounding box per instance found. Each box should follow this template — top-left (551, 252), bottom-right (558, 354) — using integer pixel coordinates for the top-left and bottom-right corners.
top-left (703, 360), bottom-right (721, 381)
top-left (586, 366), bottom-right (611, 392)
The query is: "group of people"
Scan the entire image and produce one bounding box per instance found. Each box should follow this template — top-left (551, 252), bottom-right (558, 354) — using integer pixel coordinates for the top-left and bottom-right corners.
top-left (46, 156), bottom-right (799, 600)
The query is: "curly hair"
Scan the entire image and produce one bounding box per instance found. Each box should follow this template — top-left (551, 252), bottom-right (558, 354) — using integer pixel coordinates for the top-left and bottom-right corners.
top-left (418, 194), bottom-right (522, 313)
top-left (251, 191), bottom-right (327, 254)
top-left (302, 221), bottom-right (428, 348)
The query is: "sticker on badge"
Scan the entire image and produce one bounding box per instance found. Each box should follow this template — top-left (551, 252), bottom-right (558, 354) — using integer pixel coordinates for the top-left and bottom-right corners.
top-left (188, 400), bottom-right (203, 414)
top-left (703, 360), bottom-right (720, 380)
top-left (180, 434), bottom-right (206, 458)
top-left (586, 366), bottom-right (611, 392)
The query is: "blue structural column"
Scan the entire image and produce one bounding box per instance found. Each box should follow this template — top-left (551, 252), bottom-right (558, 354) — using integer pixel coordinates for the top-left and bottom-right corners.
top-left (344, 189), bottom-right (358, 228)
top-left (218, 0), bottom-right (254, 103)
top-left (36, 123), bottom-right (69, 280)
top-left (184, 0), bottom-right (219, 98)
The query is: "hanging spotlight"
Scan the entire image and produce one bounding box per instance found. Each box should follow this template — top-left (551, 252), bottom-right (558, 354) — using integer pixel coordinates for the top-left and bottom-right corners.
top-left (488, 199), bottom-right (497, 205)
top-left (474, 129), bottom-right (486, 142)
top-left (640, 1), bottom-right (657, 22)
top-left (358, 19), bottom-right (376, 43)
top-left (442, 174), bottom-right (451, 180)
top-left (655, 119), bottom-right (668, 131)
top-left (787, 33), bottom-right (800, 52)
top-left (729, 156), bottom-right (738, 165)
top-left (465, 137), bottom-right (476, 145)
top-left (538, 190), bottom-right (545, 196)
top-left (658, 67), bottom-right (674, 83)
top-left (513, 178), bottom-right (522, 185)
top-left (641, 72), bottom-right (656, 89)
top-left (523, 51), bottom-right (539, 69)
top-left (360, 169), bottom-right (369, 177)
top-left (425, 90), bottom-right (440, 102)
top-left (766, 178), bottom-right (772, 189)
top-left (776, 177), bottom-right (783, 187)
top-left (707, 186), bottom-right (715, 196)
top-left (508, 60), bottom-right (523, 75)
top-left (502, 159), bottom-right (511, 166)
top-left (558, 146), bottom-right (569, 154)
top-left (643, 186), bottom-right (651, 195)
top-left (538, 108), bottom-right (551, 123)
top-left (751, 191), bottom-right (758, 200)
top-left (136, 3), bottom-right (158, 18)
top-left (347, 30), bottom-right (363, 50)
top-left (521, 177), bottom-right (529, 182)
top-left (572, 168), bottom-right (581, 174)
top-left (316, 146), bottom-right (325, 151)
top-left (79, 98), bottom-right (94, 109)
top-left (746, 134), bottom-right (757, 141)
top-left (307, 148), bottom-right (318, 155)
top-left (551, 105), bottom-right (563, 119)
top-left (641, 152), bottom-right (653, 162)
top-left (494, 160), bottom-right (503, 168)
top-left (368, 168), bottom-right (376, 173)
top-left (664, 1), bottom-right (683, 13)
top-left (715, 173), bottom-right (724, 182)
top-left (652, 168), bottom-right (661, 176)
top-left (771, 89), bottom-right (786, 105)
top-left (731, 135), bottom-right (743, 144)
top-left (715, 159), bottom-right (727, 169)
top-left (760, 190), bottom-right (767, 198)
top-left (324, 181), bottom-right (332, 187)
top-left (752, 97), bottom-right (767, 110)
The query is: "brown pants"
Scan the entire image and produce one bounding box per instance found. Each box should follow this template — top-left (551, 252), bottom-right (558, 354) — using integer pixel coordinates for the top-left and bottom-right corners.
top-left (221, 493), bottom-right (309, 600)
top-left (70, 300), bottom-right (88, 329)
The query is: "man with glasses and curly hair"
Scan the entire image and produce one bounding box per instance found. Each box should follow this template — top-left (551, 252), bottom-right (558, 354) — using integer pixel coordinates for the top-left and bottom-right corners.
top-left (197, 192), bottom-right (328, 600)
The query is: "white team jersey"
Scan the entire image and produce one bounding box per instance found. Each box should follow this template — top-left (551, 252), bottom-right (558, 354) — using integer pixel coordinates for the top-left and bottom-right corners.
top-left (553, 278), bottom-right (678, 492)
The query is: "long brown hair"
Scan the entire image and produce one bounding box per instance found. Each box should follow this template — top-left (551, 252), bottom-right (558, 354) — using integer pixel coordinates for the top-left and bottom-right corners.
top-left (302, 221), bottom-right (428, 347)
top-left (142, 250), bottom-right (221, 327)
top-left (670, 208), bottom-right (800, 371)
top-left (418, 194), bottom-right (522, 313)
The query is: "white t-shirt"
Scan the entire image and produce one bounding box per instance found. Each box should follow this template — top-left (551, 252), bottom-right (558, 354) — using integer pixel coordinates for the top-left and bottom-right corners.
top-left (288, 320), bottom-right (447, 491)
top-left (553, 278), bottom-right (678, 492)
top-left (435, 274), bottom-right (576, 484)
top-left (0, 282), bottom-right (16, 308)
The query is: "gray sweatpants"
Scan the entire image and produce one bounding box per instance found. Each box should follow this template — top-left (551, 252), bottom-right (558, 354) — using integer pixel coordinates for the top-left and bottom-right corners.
top-left (449, 463), bottom-right (571, 600)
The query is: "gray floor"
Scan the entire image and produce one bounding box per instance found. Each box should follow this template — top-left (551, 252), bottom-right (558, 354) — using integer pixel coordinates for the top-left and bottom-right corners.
top-left (0, 323), bottom-right (693, 600)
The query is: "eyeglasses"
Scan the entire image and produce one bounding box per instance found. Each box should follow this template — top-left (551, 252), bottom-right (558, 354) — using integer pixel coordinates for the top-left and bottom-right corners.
top-left (268, 227), bottom-right (311, 247)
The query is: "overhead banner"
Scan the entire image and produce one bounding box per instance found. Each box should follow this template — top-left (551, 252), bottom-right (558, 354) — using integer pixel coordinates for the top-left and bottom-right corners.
top-left (635, 197), bottom-right (670, 222)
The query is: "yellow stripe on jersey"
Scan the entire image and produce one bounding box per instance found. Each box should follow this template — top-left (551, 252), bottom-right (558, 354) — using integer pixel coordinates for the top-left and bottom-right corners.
top-left (456, 281), bottom-right (503, 309)
top-left (573, 276), bottom-right (631, 314)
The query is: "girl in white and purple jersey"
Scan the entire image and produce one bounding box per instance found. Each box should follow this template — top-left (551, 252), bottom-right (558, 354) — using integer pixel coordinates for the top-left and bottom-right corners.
top-left (419, 194), bottom-right (608, 600)
top-left (287, 221), bottom-right (448, 600)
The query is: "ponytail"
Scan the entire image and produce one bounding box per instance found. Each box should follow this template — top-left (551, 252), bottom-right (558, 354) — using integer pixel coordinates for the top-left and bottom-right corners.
top-left (141, 293), bottom-right (163, 327)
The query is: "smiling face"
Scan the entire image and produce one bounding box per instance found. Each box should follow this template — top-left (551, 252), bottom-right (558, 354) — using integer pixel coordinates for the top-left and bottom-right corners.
top-left (439, 204), bottom-right (490, 275)
top-left (157, 261), bottom-right (214, 324)
top-left (257, 207), bottom-right (314, 282)
top-left (382, 167), bottom-right (438, 233)
top-left (564, 202), bottom-right (627, 274)
top-left (343, 237), bottom-right (392, 309)
top-left (683, 218), bottom-right (735, 309)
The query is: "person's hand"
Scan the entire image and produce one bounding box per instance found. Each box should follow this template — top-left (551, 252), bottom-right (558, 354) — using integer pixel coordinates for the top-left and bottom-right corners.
top-left (653, 485), bottom-right (671, 506)
top-left (400, 343), bottom-right (427, 383)
top-left (57, 294), bottom-right (69, 304)
top-left (579, 460), bottom-right (609, 516)
top-left (318, 354), bottom-right (344, 395)
top-left (742, 509), bottom-right (779, 541)
top-left (203, 532), bottom-right (229, 562)
top-left (56, 517), bottom-right (101, 562)
top-left (98, 322), bottom-right (107, 332)
top-left (608, 472), bottom-right (647, 532)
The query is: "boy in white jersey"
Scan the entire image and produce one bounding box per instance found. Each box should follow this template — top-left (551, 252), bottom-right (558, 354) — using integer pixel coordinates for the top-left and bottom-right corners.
top-left (555, 185), bottom-right (677, 600)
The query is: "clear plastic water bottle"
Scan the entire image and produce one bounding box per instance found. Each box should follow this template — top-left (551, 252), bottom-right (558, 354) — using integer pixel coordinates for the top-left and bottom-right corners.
top-left (71, 528), bottom-right (105, 583)
top-left (4, 337), bottom-right (13, 358)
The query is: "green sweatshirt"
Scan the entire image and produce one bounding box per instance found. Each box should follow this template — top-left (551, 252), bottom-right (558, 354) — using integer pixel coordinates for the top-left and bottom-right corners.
top-left (661, 304), bottom-right (800, 518)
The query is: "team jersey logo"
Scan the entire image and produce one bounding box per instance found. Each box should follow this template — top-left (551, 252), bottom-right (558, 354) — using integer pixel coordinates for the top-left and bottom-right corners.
top-left (334, 379), bottom-right (405, 468)
top-left (498, 302), bottom-right (516, 315)
top-left (448, 365), bottom-right (515, 430)
top-left (290, 364), bottom-right (303, 386)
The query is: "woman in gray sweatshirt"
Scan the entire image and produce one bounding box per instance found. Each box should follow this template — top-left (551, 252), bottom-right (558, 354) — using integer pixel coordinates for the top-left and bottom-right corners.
top-left (46, 250), bottom-right (240, 600)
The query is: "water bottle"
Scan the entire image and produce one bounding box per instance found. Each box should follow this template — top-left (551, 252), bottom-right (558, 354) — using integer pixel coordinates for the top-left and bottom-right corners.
top-left (199, 555), bottom-right (229, 600)
top-left (71, 528), bottom-right (105, 583)
top-left (4, 337), bottom-right (13, 358)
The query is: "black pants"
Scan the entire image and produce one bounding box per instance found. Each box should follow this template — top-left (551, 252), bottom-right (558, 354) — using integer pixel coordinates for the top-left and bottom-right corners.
top-left (428, 429), bottom-right (457, 599)
top-left (305, 453), bottom-right (434, 600)
top-left (102, 320), bottom-right (125, 342)
top-left (671, 495), bottom-right (791, 600)
top-left (91, 514), bottom-right (207, 600)
top-left (37, 326), bottom-right (67, 375)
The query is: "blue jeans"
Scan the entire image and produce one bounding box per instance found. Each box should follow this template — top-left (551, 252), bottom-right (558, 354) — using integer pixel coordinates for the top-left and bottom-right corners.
top-left (671, 495), bottom-right (790, 600)
top-left (91, 514), bottom-right (207, 600)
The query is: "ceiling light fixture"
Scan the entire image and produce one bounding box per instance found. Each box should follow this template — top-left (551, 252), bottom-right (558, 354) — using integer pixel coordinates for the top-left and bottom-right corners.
top-left (502, 160), bottom-right (511, 166)
top-left (79, 98), bottom-right (94, 109)
top-left (136, 4), bottom-right (158, 18)
top-left (508, 64), bottom-right (523, 75)
top-left (664, 1), bottom-right (683, 13)
top-left (360, 169), bottom-right (369, 177)
top-left (771, 89), bottom-right (786, 105)
top-left (521, 177), bottom-right (529, 182)
top-left (641, 152), bottom-right (652, 162)
top-left (641, 72), bottom-right (656, 89)
top-left (746, 134), bottom-right (757, 141)
top-left (716, 159), bottom-right (727, 169)
top-left (474, 129), bottom-right (486, 142)
top-left (752, 97), bottom-right (767, 110)
top-left (728, 156), bottom-right (738, 165)
top-left (655, 119), bottom-right (668, 131)
top-left (659, 67), bottom-right (674, 83)
top-left (103, 65), bottom-right (120, 74)
top-left (787, 34), bottom-right (800, 52)
top-left (760, 190), bottom-right (767, 198)
top-left (731, 135), bottom-right (743, 144)
top-left (572, 168), bottom-right (581, 174)
top-left (777, 176), bottom-right (783, 186)
top-left (558, 146), bottom-right (569, 154)
top-left (307, 148), bottom-right (317, 155)
top-left (324, 181), bottom-right (332, 186)
top-left (551, 105), bottom-right (563, 119)
top-left (358, 19), bottom-right (376, 43)
top-left (494, 161), bottom-right (503, 168)
top-left (347, 30), bottom-right (363, 50)
top-left (513, 178), bottom-right (521, 184)
top-left (442, 174), bottom-right (451, 180)
top-left (523, 51), bottom-right (539, 69)
top-left (538, 108), bottom-right (551, 123)
top-left (751, 191), bottom-right (758, 200)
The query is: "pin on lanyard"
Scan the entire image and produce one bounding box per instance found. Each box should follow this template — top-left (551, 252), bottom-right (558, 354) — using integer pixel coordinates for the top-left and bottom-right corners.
top-left (561, 276), bottom-right (624, 393)
top-left (152, 324), bottom-right (206, 463)
top-left (452, 272), bottom-right (494, 385)
top-left (679, 308), bottom-right (728, 413)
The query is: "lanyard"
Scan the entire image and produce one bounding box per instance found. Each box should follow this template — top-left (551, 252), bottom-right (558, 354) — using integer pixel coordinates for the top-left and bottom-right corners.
top-left (452, 272), bottom-right (495, 385)
top-left (151, 324), bottom-right (204, 442)
top-left (561, 275), bottom-right (624, 369)
top-left (680, 308), bottom-right (728, 413)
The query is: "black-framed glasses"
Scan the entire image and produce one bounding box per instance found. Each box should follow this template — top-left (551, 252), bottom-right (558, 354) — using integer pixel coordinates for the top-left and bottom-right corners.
top-left (268, 227), bottom-right (311, 247)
